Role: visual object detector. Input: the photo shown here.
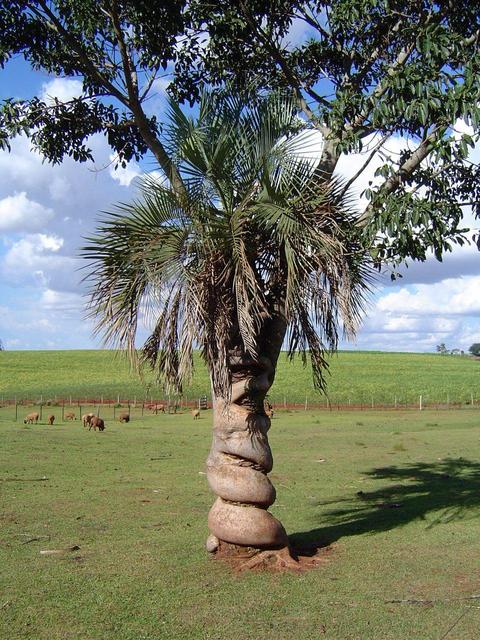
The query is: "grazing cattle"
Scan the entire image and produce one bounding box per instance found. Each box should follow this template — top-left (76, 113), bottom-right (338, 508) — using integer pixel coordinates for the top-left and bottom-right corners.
top-left (118, 412), bottom-right (130, 423)
top-left (89, 416), bottom-right (105, 431)
top-left (150, 403), bottom-right (165, 414)
top-left (47, 414), bottom-right (55, 425)
top-left (191, 409), bottom-right (200, 420)
top-left (82, 413), bottom-right (95, 428)
top-left (24, 412), bottom-right (39, 424)
top-left (64, 412), bottom-right (76, 421)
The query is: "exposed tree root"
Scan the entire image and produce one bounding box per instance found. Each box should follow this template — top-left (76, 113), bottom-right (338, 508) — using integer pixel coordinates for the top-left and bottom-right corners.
top-left (212, 540), bottom-right (335, 573)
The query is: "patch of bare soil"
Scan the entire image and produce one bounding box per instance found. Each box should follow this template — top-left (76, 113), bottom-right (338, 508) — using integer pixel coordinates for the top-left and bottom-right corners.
top-left (212, 540), bottom-right (336, 573)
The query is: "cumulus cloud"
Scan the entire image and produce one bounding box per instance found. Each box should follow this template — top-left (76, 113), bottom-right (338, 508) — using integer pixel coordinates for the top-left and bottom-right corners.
top-left (343, 274), bottom-right (480, 353)
top-left (377, 277), bottom-right (480, 318)
top-left (0, 191), bottom-right (55, 232)
top-left (0, 80), bottom-right (146, 348)
top-left (1, 233), bottom-right (80, 292)
top-left (40, 78), bottom-right (83, 104)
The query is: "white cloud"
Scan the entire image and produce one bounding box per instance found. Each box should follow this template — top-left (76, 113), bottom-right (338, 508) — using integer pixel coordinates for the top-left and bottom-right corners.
top-left (453, 117), bottom-right (475, 141)
top-left (151, 76), bottom-right (171, 95)
top-left (377, 277), bottom-right (480, 318)
top-left (109, 154), bottom-right (142, 187)
top-left (1, 234), bottom-right (79, 292)
top-left (0, 192), bottom-right (55, 232)
top-left (40, 78), bottom-right (83, 104)
top-left (40, 289), bottom-right (84, 313)
top-left (344, 274), bottom-right (480, 352)
top-left (37, 233), bottom-right (64, 252)
top-left (0, 129), bottom-right (144, 348)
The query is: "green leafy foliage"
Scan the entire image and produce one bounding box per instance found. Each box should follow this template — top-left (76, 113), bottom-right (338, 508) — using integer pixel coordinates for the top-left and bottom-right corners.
top-left (1, 1), bottom-right (479, 265)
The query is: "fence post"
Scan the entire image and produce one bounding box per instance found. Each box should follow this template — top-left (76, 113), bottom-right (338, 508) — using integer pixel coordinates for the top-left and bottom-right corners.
top-left (283, 395), bottom-right (287, 409)
top-left (304, 395), bottom-right (308, 411)
top-left (62, 401), bottom-right (65, 421)
top-left (419, 395), bottom-right (423, 411)
top-left (15, 402), bottom-right (18, 422)
top-left (113, 405), bottom-right (116, 420)
top-left (471, 392), bottom-right (474, 406)
top-left (371, 396), bottom-right (374, 409)
top-left (141, 402), bottom-right (144, 417)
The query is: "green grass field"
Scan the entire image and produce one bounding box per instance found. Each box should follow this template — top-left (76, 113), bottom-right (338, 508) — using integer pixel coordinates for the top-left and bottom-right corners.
top-left (1, 349), bottom-right (479, 406)
top-left (1, 406), bottom-right (480, 639)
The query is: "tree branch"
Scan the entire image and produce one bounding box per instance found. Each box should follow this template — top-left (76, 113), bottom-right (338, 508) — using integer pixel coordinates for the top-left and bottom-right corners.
top-left (358, 128), bottom-right (443, 223)
top-left (32, 0), bottom-right (186, 197)
top-left (338, 132), bottom-right (392, 199)
top-left (237, 1), bottom-right (331, 125)
top-left (33, 0), bottom-right (130, 108)
top-left (108, 1), bottom-right (138, 101)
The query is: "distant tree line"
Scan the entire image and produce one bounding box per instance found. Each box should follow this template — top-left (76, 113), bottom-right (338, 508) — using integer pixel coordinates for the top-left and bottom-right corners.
top-left (469, 343), bottom-right (480, 356)
top-left (436, 343), bottom-right (480, 356)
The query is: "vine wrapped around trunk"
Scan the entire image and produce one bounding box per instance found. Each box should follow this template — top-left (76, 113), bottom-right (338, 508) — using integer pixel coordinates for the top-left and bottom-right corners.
top-left (206, 352), bottom-right (287, 549)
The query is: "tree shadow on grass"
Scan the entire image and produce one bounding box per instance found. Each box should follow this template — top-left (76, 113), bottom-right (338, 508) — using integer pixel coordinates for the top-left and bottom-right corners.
top-left (289, 458), bottom-right (480, 553)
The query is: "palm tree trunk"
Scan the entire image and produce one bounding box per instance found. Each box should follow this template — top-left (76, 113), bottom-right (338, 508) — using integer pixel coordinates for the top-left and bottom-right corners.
top-left (206, 350), bottom-right (288, 550)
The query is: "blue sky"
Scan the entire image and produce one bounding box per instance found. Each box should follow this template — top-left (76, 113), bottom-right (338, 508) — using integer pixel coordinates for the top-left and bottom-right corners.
top-left (0, 58), bottom-right (479, 353)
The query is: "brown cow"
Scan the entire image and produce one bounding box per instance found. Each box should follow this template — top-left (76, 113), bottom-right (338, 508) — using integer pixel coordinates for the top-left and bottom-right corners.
top-left (150, 403), bottom-right (165, 414)
top-left (118, 412), bottom-right (130, 423)
top-left (191, 409), bottom-right (200, 420)
top-left (82, 413), bottom-right (95, 428)
top-left (24, 412), bottom-right (39, 424)
top-left (64, 412), bottom-right (76, 421)
top-left (47, 414), bottom-right (55, 425)
top-left (89, 416), bottom-right (105, 431)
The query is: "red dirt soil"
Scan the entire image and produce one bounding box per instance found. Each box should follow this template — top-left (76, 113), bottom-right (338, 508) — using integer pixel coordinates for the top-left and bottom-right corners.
top-left (212, 540), bottom-right (337, 573)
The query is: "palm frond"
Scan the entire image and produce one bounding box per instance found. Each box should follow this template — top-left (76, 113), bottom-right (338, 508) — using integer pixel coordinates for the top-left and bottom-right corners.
top-left (83, 90), bottom-right (374, 397)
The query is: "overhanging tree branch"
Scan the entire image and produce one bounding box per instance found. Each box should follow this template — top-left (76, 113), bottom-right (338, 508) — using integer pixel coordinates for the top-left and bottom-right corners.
top-left (358, 127), bottom-right (443, 224)
top-left (32, 0), bottom-right (186, 196)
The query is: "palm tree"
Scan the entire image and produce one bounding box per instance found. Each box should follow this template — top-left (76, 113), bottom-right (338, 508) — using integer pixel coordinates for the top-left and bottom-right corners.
top-left (83, 92), bottom-right (373, 565)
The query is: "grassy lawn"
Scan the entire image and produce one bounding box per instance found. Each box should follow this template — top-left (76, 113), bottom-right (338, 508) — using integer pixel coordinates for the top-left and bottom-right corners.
top-left (1, 406), bottom-right (480, 639)
top-left (1, 349), bottom-right (479, 406)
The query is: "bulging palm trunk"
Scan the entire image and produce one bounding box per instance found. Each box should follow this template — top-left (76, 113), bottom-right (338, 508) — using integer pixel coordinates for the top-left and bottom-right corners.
top-left (206, 352), bottom-right (288, 550)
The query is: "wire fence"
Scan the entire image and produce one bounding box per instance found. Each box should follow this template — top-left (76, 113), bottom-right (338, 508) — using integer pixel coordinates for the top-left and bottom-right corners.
top-left (0, 390), bottom-right (479, 421)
